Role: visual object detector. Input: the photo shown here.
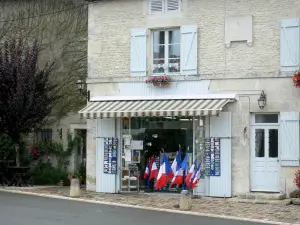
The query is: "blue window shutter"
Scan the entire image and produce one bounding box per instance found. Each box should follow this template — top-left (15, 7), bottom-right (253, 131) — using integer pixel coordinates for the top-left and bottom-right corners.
top-left (280, 112), bottom-right (300, 166)
top-left (280, 18), bottom-right (300, 72)
top-left (130, 28), bottom-right (147, 77)
top-left (180, 25), bottom-right (198, 76)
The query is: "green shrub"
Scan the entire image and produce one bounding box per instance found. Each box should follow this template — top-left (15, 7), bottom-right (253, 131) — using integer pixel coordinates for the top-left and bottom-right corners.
top-left (0, 134), bottom-right (15, 160)
top-left (28, 160), bottom-right (68, 185)
top-left (290, 190), bottom-right (300, 198)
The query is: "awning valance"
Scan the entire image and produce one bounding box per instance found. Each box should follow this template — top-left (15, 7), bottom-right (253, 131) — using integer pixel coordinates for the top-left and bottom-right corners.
top-left (79, 98), bottom-right (234, 119)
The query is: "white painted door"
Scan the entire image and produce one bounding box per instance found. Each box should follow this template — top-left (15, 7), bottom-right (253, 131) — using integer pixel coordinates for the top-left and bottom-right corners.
top-left (251, 126), bottom-right (280, 192)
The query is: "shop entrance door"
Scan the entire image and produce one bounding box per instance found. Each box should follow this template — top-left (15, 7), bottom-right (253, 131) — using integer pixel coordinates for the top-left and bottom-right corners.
top-left (251, 126), bottom-right (280, 192)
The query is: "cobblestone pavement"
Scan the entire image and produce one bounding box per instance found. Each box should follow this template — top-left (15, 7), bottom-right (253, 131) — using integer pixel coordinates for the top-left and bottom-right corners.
top-left (1, 186), bottom-right (299, 224)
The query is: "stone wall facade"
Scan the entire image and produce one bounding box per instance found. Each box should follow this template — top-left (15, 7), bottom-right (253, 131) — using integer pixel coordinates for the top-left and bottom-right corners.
top-left (87, 0), bottom-right (300, 195)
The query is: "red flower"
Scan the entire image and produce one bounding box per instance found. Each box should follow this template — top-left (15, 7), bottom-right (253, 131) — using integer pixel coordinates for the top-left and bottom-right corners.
top-left (145, 79), bottom-right (148, 84)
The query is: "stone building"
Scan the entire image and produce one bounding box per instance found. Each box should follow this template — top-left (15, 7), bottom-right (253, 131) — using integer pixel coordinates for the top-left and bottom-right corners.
top-left (81, 0), bottom-right (300, 197)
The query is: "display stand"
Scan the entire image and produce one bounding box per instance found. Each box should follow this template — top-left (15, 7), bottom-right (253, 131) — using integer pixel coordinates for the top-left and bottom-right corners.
top-left (121, 164), bottom-right (140, 192)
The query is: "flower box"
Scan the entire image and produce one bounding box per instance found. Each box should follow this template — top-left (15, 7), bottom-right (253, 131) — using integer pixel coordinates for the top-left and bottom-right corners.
top-left (146, 75), bottom-right (171, 87)
top-left (153, 82), bottom-right (169, 87)
top-left (293, 71), bottom-right (300, 87)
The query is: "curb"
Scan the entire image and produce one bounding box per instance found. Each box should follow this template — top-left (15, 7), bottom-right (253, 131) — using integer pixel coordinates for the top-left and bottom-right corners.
top-left (0, 189), bottom-right (293, 225)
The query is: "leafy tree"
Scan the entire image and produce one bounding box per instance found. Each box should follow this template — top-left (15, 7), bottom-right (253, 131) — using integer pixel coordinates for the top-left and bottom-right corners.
top-left (0, 38), bottom-right (59, 146)
top-left (0, 0), bottom-right (87, 122)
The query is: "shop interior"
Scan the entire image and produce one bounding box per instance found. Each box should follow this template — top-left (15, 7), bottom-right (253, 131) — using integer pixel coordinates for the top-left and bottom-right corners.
top-left (121, 117), bottom-right (194, 192)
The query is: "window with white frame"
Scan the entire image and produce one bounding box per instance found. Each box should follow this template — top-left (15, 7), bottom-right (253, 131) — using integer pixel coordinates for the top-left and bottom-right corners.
top-left (130, 25), bottom-right (197, 77)
top-left (152, 29), bottom-right (180, 74)
top-left (149, 0), bottom-right (181, 15)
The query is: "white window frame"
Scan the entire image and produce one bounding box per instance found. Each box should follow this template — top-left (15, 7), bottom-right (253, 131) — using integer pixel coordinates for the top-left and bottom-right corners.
top-left (149, 0), bottom-right (181, 15)
top-left (151, 28), bottom-right (181, 76)
top-left (250, 113), bottom-right (279, 127)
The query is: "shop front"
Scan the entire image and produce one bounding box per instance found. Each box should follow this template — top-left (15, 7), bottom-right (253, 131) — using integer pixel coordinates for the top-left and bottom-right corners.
top-left (79, 95), bottom-right (236, 197)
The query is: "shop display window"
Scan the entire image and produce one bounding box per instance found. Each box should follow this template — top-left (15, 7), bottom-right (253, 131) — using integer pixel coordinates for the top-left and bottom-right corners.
top-left (121, 117), bottom-right (194, 192)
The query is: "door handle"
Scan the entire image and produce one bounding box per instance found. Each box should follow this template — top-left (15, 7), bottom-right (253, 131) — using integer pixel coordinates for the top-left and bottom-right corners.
top-left (277, 159), bottom-right (280, 162)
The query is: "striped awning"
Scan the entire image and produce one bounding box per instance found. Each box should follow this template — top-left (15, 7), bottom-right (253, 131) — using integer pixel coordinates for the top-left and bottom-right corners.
top-left (79, 98), bottom-right (234, 119)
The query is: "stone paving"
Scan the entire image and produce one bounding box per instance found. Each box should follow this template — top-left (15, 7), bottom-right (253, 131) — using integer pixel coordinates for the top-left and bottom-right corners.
top-left (1, 186), bottom-right (299, 224)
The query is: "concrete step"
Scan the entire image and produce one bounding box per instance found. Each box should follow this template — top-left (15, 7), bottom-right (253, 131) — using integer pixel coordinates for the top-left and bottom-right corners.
top-left (238, 192), bottom-right (286, 200)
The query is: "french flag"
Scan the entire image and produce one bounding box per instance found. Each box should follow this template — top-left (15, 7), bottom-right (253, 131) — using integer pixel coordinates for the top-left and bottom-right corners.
top-left (155, 153), bottom-right (172, 189)
top-left (150, 160), bottom-right (158, 180)
top-left (185, 159), bottom-right (197, 187)
top-left (191, 163), bottom-right (201, 189)
top-left (144, 163), bottom-right (150, 180)
top-left (170, 154), bottom-right (188, 187)
top-left (171, 151), bottom-right (181, 179)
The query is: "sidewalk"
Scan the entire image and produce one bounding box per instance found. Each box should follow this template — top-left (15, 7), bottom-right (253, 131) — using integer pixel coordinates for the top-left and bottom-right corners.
top-left (0, 186), bottom-right (299, 224)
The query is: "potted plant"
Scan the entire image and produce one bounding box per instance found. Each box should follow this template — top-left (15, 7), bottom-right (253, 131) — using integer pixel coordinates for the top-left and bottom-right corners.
top-left (290, 190), bottom-right (300, 205)
top-left (293, 71), bottom-right (300, 87)
top-left (290, 169), bottom-right (300, 204)
top-left (145, 75), bottom-right (171, 87)
top-left (68, 172), bottom-right (82, 197)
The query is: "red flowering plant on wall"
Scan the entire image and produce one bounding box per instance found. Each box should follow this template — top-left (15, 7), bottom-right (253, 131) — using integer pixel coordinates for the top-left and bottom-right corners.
top-left (293, 71), bottom-right (300, 87)
top-left (293, 169), bottom-right (300, 188)
top-left (145, 75), bottom-right (171, 86)
top-left (28, 142), bottom-right (54, 160)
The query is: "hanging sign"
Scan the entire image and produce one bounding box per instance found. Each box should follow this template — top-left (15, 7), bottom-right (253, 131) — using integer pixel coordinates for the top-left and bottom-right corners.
top-left (131, 140), bottom-right (143, 150)
top-left (213, 138), bottom-right (221, 176)
top-left (204, 138), bottom-right (221, 176)
top-left (204, 139), bottom-right (211, 176)
top-left (103, 137), bottom-right (118, 174)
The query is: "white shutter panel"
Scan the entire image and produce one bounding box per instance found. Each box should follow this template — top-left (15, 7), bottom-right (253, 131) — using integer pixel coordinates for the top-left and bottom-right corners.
top-left (180, 25), bottom-right (198, 75)
top-left (280, 18), bottom-right (300, 71)
top-left (130, 28), bottom-right (147, 77)
top-left (149, 0), bottom-right (163, 15)
top-left (166, 0), bottom-right (180, 13)
top-left (209, 112), bottom-right (232, 197)
top-left (280, 112), bottom-right (300, 166)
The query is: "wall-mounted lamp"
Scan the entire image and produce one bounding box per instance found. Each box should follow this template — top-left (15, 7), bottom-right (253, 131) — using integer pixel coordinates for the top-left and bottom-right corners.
top-left (257, 91), bottom-right (266, 109)
top-left (76, 79), bottom-right (90, 101)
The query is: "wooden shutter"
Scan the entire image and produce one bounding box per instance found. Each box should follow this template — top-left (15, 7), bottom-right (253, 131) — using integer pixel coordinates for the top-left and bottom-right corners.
top-left (166, 0), bottom-right (180, 13)
top-left (280, 18), bottom-right (300, 71)
top-left (180, 25), bottom-right (198, 75)
top-left (280, 112), bottom-right (300, 166)
top-left (209, 112), bottom-right (232, 197)
top-left (130, 28), bottom-right (147, 77)
top-left (149, 0), bottom-right (163, 14)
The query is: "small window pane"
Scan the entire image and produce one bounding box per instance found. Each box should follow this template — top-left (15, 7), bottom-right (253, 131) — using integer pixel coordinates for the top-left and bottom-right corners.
top-left (168, 58), bottom-right (180, 73)
top-left (269, 129), bottom-right (278, 158)
top-left (153, 45), bottom-right (164, 59)
top-left (255, 114), bottom-right (278, 123)
top-left (153, 60), bottom-right (165, 73)
top-left (168, 30), bottom-right (180, 44)
top-left (153, 31), bottom-right (165, 45)
top-left (168, 44), bottom-right (180, 58)
top-left (255, 129), bottom-right (264, 157)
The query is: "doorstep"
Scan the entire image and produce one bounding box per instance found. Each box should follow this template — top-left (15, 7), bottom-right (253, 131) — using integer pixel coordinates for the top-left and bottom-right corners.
top-left (237, 192), bottom-right (287, 201)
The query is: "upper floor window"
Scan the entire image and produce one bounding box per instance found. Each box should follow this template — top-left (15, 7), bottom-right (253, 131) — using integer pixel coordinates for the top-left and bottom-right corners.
top-left (36, 128), bottom-right (53, 142)
top-left (152, 29), bottom-right (180, 74)
top-left (130, 25), bottom-right (197, 77)
top-left (149, 0), bottom-right (181, 15)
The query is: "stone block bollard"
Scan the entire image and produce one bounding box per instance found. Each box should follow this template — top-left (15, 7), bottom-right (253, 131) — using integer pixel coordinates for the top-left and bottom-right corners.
top-left (179, 190), bottom-right (192, 210)
top-left (70, 178), bottom-right (81, 197)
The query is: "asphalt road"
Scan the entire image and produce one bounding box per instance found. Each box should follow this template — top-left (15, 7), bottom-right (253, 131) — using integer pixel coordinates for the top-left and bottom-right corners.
top-left (0, 192), bottom-right (271, 225)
